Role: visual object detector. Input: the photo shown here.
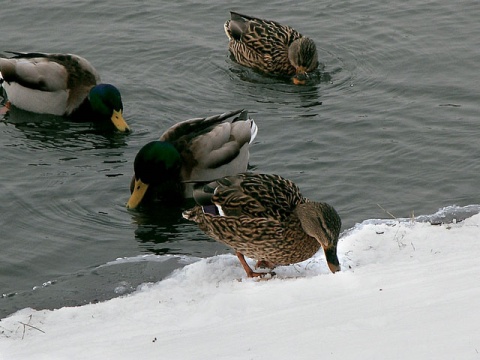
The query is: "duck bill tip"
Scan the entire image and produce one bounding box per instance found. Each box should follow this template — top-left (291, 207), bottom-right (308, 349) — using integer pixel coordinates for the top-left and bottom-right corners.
top-left (327, 262), bottom-right (341, 273)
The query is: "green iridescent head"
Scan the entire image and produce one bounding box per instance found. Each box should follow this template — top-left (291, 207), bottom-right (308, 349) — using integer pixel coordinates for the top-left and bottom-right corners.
top-left (126, 141), bottom-right (183, 208)
top-left (134, 141), bottom-right (182, 185)
top-left (88, 84), bottom-right (130, 132)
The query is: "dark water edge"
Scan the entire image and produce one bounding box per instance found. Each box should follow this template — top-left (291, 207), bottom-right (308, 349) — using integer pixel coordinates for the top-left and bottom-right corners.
top-left (2, 204), bottom-right (479, 319)
top-left (1, 256), bottom-right (198, 319)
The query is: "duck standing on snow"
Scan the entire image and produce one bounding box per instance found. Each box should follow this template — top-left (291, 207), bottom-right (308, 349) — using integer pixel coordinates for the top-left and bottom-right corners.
top-left (224, 12), bottom-right (319, 84)
top-left (126, 109), bottom-right (258, 209)
top-left (183, 173), bottom-right (341, 278)
top-left (0, 52), bottom-right (130, 132)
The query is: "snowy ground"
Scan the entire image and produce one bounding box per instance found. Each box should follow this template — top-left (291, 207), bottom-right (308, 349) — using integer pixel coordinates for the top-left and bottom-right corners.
top-left (1, 209), bottom-right (479, 360)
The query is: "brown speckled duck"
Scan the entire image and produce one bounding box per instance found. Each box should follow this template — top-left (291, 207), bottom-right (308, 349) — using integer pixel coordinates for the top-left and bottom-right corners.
top-left (183, 173), bottom-right (341, 278)
top-left (224, 12), bottom-right (319, 84)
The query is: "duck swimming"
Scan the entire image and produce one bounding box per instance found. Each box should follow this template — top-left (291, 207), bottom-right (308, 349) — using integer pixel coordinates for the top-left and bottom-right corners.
top-left (224, 12), bottom-right (318, 84)
top-left (183, 173), bottom-right (341, 278)
top-left (126, 109), bottom-right (258, 209)
top-left (0, 52), bottom-right (130, 132)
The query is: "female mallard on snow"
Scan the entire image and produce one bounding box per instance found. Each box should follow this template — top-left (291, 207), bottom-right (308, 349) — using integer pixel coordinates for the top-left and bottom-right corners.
top-left (224, 12), bottom-right (319, 84)
top-left (183, 173), bottom-right (341, 278)
top-left (0, 52), bottom-right (130, 132)
top-left (126, 110), bottom-right (258, 209)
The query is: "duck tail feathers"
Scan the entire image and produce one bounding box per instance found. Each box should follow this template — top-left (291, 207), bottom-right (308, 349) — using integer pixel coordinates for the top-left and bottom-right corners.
top-left (249, 119), bottom-right (258, 144)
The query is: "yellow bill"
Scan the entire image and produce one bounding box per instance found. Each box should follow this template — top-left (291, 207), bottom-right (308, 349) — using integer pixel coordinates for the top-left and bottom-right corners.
top-left (111, 109), bottom-right (130, 132)
top-left (126, 179), bottom-right (149, 209)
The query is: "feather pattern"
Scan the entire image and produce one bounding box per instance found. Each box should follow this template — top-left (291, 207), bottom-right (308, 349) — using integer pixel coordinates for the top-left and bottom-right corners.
top-left (183, 173), bottom-right (341, 277)
top-left (224, 12), bottom-right (318, 80)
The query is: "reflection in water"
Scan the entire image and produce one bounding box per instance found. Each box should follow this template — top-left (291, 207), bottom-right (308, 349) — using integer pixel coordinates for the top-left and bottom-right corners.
top-left (228, 57), bottom-right (330, 88)
top-left (129, 200), bottom-right (229, 257)
top-left (1, 104), bottom-right (128, 150)
top-left (226, 43), bottom-right (356, 112)
top-left (226, 56), bottom-right (333, 112)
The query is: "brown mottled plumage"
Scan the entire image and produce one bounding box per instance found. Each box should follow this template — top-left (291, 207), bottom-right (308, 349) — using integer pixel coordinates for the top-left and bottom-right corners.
top-left (183, 173), bottom-right (341, 278)
top-left (224, 12), bottom-right (319, 83)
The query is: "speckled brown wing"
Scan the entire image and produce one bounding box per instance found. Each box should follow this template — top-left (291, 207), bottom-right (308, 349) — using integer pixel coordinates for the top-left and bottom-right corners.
top-left (189, 208), bottom-right (319, 266)
top-left (195, 173), bottom-right (306, 220)
top-left (184, 173), bottom-right (342, 272)
top-left (225, 12), bottom-right (303, 75)
top-left (185, 173), bottom-right (321, 265)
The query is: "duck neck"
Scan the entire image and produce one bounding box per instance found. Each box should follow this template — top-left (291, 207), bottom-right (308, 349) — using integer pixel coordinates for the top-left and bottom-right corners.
top-left (294, 201), bottom-right (341, 248)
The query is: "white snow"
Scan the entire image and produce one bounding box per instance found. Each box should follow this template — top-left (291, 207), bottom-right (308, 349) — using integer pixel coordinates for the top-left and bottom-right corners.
top-left (1, 210), bottom-right (480, 360)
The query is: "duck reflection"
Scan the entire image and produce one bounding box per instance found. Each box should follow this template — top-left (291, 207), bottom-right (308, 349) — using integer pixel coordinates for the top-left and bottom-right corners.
top-left (129, 200), bottom-right (230, 258)
top-left (227, 61), bottom-right (328, 112)
top-left (1, 104), bottom-right (128, 150)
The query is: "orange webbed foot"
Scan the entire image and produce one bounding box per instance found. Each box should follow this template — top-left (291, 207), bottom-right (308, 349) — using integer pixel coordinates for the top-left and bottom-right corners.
top-left (0, 101), bottom-right (11, 115)
top-left (255, 260), bottom-right (276, 269)
top-left (236, 252), bottom-right (276, 279)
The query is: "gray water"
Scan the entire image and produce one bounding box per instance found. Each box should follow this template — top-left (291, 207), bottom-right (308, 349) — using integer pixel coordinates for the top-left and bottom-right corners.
top-left (1, 0), bottom-right (479, 318)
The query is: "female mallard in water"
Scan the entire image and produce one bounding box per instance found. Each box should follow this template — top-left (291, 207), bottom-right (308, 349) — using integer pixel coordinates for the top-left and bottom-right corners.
top-left (183, 173), bottom-right (341, 278)
top-left (126, 110), bottom-right (258, 209)
top-left (224, 12), bottom-right (319, 84)
top-left (0, 52), bottom-right (130, 132)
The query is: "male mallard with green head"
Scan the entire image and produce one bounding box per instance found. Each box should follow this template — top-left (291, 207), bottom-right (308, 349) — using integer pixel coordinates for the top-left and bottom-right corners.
top-left (183, 173), bottom-right (341, 278)
top-left (0, 52), bottom-right (130, 132)
top-left (224, 12), bottom-right (319, 84)
top-left (126, 110), bottom-right (258, 209)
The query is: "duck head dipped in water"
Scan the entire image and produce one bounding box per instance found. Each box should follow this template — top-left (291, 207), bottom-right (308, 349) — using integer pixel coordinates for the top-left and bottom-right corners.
top-left (224, 12), bottom-right (319, 85)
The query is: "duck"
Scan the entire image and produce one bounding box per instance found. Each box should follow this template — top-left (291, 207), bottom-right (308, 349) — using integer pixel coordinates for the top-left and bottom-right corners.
top-left (0, 52), bottom-right (130, 132)
top-left (224, 12), bottom-right (319, 84)
top-left (126, 109), bottom-right (258, 209)
top-left (183, 172), bottom-right (341, 278)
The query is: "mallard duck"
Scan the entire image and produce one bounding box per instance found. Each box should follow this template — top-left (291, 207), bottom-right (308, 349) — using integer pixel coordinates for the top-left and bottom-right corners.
top-left (0, 52), bottom-right (130, 132)
top-left (183, 173), bottom-right (341, 278)
top-left (224, 12), bottom-right (319, 84)
top-left (126, 109), bottom-right (258, 209)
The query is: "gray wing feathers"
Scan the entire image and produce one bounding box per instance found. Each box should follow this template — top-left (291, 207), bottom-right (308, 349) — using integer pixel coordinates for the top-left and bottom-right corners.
top-left (0, 58), bottom-right (67, 91)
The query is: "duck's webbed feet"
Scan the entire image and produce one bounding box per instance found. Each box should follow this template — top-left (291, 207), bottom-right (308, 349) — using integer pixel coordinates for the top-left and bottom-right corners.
top-left (0, 101), bottom-right (11, 115)
top-left (255, 259), bottom-right (276, 269)
top-left (236, 252), bottom-right (276, 278)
